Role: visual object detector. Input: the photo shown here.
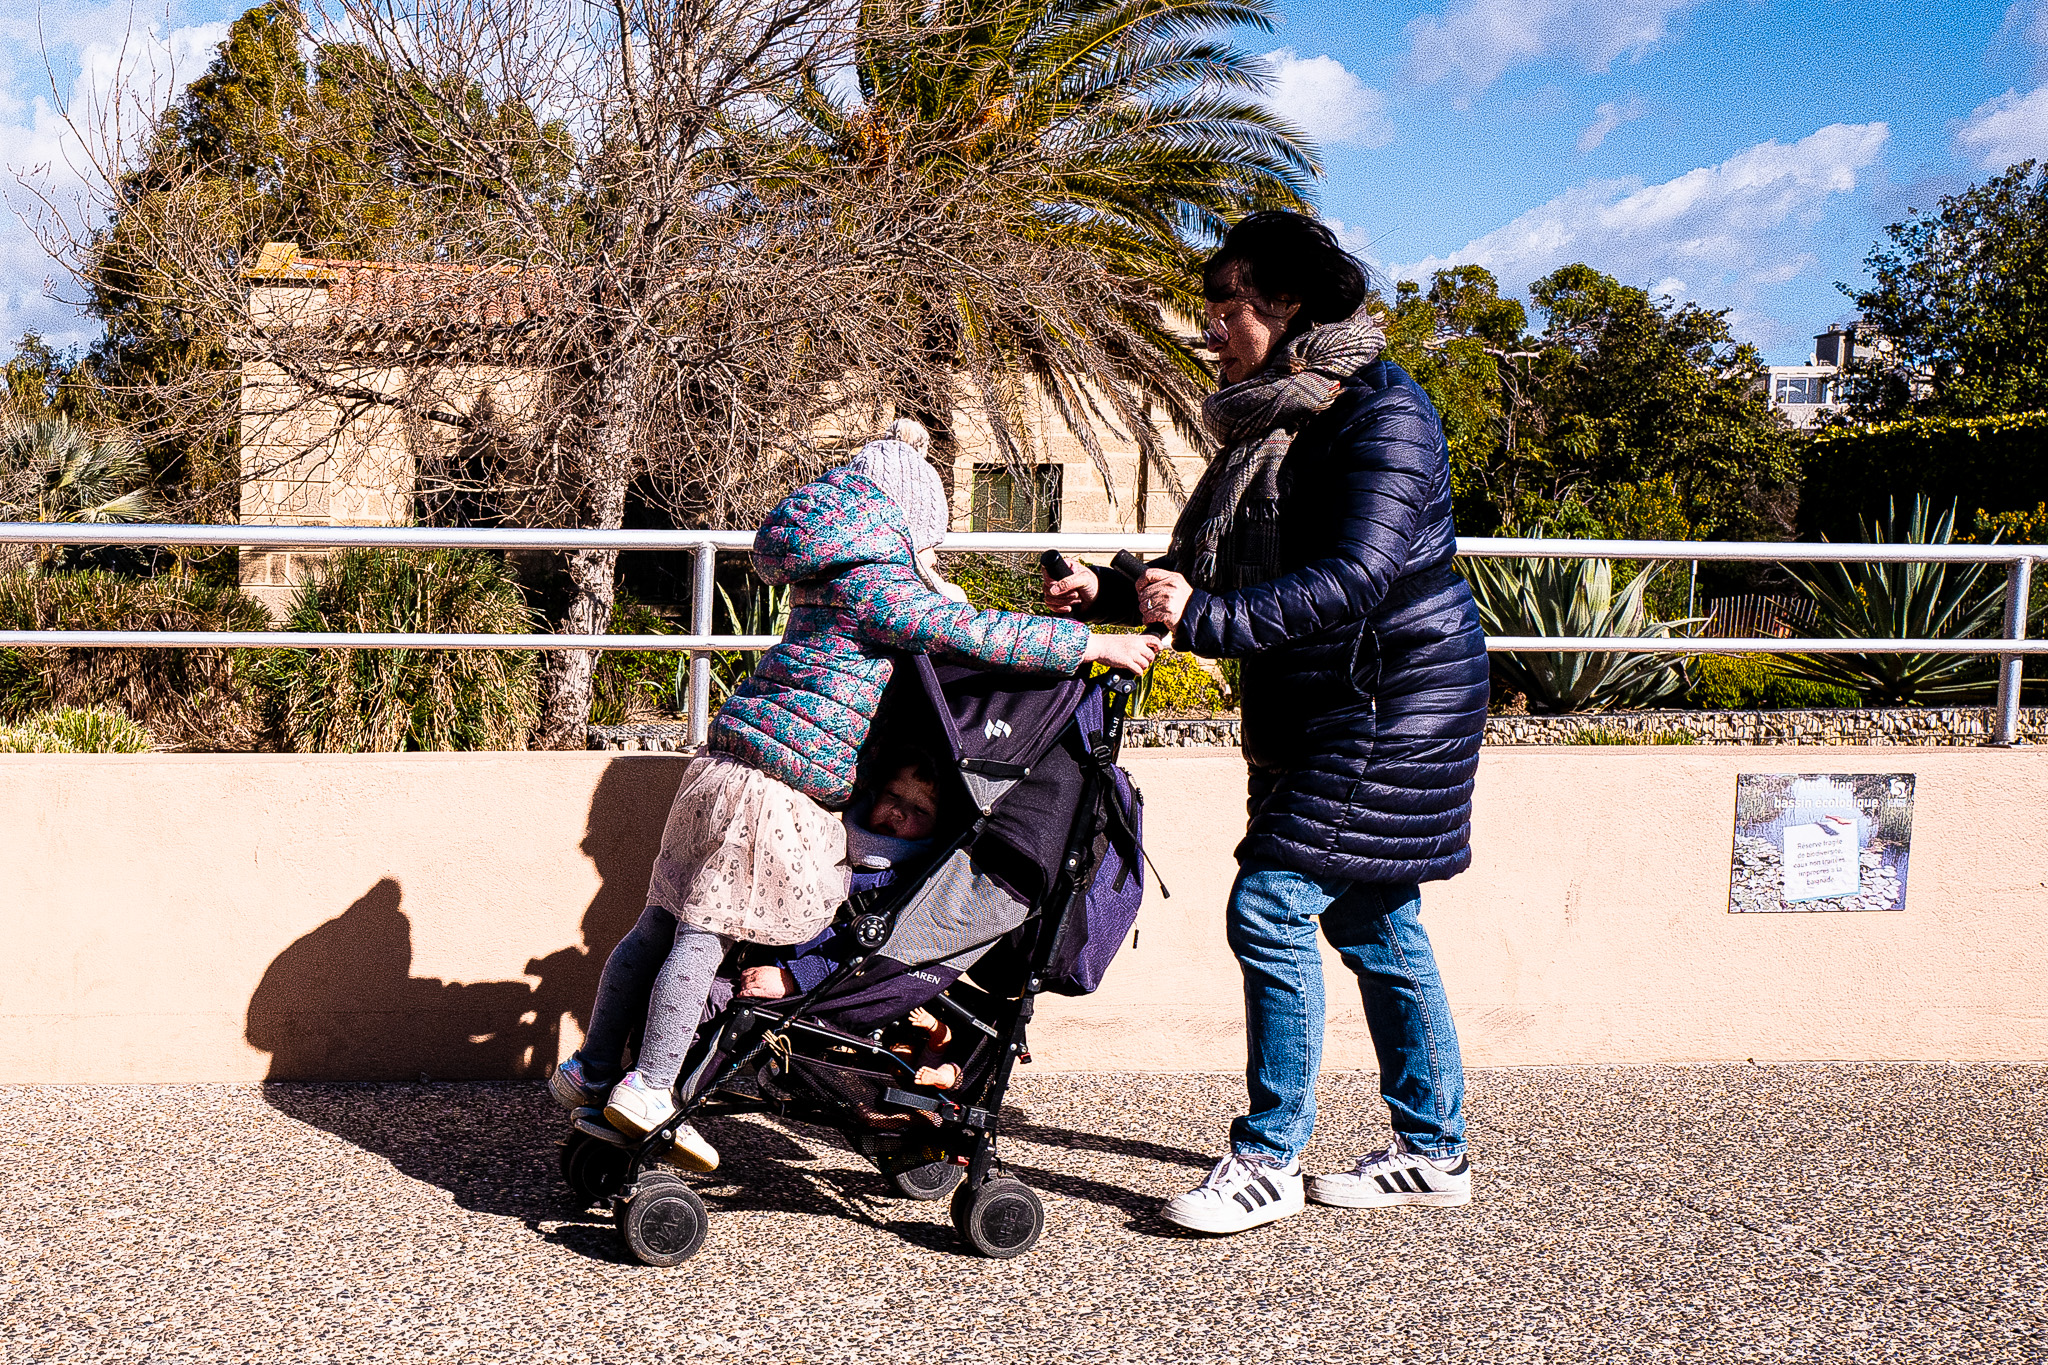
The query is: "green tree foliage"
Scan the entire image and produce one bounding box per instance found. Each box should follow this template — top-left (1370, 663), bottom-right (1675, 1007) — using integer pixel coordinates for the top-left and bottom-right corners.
top-left (1383, 263), bottom-right (1794, 543)
top-left (1379, 268), bottom-right (1523, 530)
top-left (264, 549), bottom-right (540, 751)
top-left (1800, 410), bottom-right (2048, 542)
top-left (4, 335), bottom-right (70, 419)
top-left (1515, 265), bottom-right (1794, 540)
top-left (1845, 161), bottom-right (2048, 418)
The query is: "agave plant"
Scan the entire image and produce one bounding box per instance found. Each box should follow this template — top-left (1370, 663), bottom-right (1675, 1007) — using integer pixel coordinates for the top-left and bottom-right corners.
top-left (1463, 554), bottom-right (1696, 713)
top-left (711, 578), bottom-right (793, 706)
top-left (1779, 496), bottom-right (2004, 705)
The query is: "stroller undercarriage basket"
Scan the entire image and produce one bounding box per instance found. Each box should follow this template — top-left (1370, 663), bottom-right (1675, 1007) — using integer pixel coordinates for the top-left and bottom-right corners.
top-left (562, 654), bottom-right (1149, 1265)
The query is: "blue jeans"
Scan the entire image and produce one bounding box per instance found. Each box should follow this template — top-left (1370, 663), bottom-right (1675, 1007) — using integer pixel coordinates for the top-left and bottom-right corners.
top-left (1226, 864), bottom-right (1466, 1163)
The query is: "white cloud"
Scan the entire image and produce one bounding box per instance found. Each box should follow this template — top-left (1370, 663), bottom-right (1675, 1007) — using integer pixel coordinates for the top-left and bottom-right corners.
top-left (1576, 95), bottom-right (1645, 153)
top-left (1388, 122), bottom-right (1889, 344)
top-left (1262, 49), bottom-right (1393, 149)
top-left (1955, 85), bottom-right (2048, 169)
top-left (1996, 0), bottom-right (2048, 74)
top-left (1406, 0), bottom-right (1700, 91)
top-left (0, 19), bottom-right (228, 349)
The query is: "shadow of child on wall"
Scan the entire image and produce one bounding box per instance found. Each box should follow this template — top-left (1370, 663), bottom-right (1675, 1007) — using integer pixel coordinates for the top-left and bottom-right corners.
top-left (245, 758), bottom-right (689, 1222)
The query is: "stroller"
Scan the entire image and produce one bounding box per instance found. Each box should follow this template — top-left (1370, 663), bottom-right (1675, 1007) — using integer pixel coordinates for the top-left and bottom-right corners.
top-left (558, 652), bottom-right (1150, 1264)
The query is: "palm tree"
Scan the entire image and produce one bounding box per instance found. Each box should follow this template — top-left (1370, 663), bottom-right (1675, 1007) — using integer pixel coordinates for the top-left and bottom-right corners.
top-left (783, 0), bottom-right (1317, 501)
top-left (0, 417), bottom-right (161, 571)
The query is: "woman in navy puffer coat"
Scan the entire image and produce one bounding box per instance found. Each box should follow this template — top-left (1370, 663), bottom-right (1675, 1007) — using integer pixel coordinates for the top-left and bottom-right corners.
top-left (1048, 212), bottom-right (1488, 1236)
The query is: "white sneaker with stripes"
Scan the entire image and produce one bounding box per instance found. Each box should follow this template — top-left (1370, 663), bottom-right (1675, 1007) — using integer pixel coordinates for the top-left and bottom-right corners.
top-left (1159, 1153), bottom-right (1304, 1235)
top-left (1307, 1134), bottom-right (1471, 1208)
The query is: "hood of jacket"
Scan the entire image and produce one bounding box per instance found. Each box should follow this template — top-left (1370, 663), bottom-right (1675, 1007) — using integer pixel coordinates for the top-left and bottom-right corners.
top-left (753, 467), bottom-right (917, 586)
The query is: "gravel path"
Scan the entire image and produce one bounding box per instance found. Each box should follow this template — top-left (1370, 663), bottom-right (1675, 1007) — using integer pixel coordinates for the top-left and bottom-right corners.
top-left (3, 1065), bottom-right (2043, 1363)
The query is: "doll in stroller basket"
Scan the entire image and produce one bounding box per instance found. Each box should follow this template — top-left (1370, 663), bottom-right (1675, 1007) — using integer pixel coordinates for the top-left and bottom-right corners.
top-left (557, 653), bottom-right (1151, 1265)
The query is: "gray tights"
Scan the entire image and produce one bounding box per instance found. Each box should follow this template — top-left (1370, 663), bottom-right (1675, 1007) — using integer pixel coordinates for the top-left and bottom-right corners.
top-left (579, 906), bottom-right (733, 1089)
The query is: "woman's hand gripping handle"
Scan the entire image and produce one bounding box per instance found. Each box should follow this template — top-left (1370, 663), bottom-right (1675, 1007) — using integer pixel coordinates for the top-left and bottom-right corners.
top-left (1044, 549), bottom-right (1164, 676)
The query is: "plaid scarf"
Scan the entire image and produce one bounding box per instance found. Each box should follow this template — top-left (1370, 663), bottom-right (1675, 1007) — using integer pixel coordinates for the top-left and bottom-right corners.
top-left (1169, 313), bottom-right (1387, 591)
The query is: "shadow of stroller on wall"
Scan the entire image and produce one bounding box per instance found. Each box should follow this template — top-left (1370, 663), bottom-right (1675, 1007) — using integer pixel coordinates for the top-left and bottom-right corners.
top-left (246, 876), bottom-right (543, 1082)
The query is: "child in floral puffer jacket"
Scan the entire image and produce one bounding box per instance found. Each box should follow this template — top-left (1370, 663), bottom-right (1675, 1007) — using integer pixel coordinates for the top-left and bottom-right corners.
top-left (551, 423), bottom-right (1161, 1165)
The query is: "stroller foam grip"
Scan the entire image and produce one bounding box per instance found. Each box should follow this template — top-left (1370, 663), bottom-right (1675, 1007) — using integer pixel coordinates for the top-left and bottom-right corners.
top-left (1039, 548), bottom-right (1077, 580)
top-left (1111, 551), bottom-right (1171, 639)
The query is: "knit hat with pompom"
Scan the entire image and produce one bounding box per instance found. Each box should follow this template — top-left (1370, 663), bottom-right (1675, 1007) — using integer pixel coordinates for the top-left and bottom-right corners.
top-left (847, 418), bottom-right (948, 551)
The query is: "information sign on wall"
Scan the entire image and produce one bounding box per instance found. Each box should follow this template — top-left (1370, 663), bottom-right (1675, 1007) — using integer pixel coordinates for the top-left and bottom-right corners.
top-left (1729, 773), bottom-right (1916, 913)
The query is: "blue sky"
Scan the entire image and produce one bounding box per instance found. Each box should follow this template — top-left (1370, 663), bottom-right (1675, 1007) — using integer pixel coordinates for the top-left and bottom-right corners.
top-left (2, 0), bottom-right (2041, 361)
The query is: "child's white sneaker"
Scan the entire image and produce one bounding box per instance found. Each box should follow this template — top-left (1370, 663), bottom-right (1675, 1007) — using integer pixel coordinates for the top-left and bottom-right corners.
top-left (1159, 1152), bottom-right (1304, 1235)
top-left (1306, 1134), bottom-right (1471, 1208)
top-left (667, 1123), bottom-right (719, 1173)
top-left (601, 1071), bottom-right (720, 1172)
top-left (548, 1056), bottom-right (612, 1112)
top-left (602, 1070), bottom-right (679, 1136)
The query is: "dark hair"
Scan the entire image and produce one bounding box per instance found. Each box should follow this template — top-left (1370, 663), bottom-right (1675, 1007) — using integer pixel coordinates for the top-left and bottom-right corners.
top-left (1202, 211), bottom-right (1370, 327)
top-left (868, 745), bottom-right (940, 792)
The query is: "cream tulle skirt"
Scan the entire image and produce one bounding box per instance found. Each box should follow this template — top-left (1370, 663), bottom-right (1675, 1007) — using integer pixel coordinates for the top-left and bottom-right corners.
top-left (643, 752), bottom-right (849, 945)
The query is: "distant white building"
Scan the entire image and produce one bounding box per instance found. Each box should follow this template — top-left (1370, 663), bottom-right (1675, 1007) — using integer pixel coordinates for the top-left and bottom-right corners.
top-left (1761, 321), bottom-right (1899, 428)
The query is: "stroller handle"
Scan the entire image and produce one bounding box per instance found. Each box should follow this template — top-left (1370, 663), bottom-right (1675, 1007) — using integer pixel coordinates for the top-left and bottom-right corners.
top-left (1109, 551), bottom-right (1172, 641)
top-left (1039, 549), bottom-right (1168, 659)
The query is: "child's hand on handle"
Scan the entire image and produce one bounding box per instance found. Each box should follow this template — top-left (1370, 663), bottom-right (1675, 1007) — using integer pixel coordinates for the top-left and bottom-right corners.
top-left (1038, 549), bottom-right (1099, 617)
top-left (1081, 630), bottom-right (1164, 673)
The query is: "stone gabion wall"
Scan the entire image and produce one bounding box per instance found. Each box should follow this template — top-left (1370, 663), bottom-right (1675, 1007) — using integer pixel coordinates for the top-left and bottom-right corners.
top-left (1120, 708), bottom-right (2048, 748)
top-left (1481, 707), bottom-right (2048, 746)
top-left (591, 708), bottom-right (2048, 752)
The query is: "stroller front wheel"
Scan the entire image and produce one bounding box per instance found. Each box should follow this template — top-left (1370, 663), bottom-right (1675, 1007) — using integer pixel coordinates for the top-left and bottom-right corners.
top-left (618, 1178), bottom-right (709, 1267)
top-left (560, 1131), bottom-right (632, 1204)
top-left (890, 1160), bottom-right (966, 1202)
top-left (950, 1177), bottom-right (1044, 1259)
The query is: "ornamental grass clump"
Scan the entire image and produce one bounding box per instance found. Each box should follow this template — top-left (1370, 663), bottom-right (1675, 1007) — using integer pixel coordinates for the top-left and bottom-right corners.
top-left (1462, 552), bottom-right (1696, 713)
top-left (0, 569), bottom-right (271, 748)
top-left (1780, 496), bottom-right (2004, 706)
top-left (0, 705), bottom-right (154, 752)
top-left (266, 549), bottom-right (539, 751)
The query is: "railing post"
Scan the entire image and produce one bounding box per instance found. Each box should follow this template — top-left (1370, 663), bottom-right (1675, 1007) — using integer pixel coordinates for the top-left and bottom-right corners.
top-left (689, 543), bottom-right (716, 749)
top-left (1993, 554), bottom-right (2033, 746)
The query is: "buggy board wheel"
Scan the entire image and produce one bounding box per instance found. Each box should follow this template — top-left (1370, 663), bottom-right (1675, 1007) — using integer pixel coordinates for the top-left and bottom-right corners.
top-left (617, 1180), bottom-right (708, 1267)
top-left (951, 1177), bottom-right (1044, 1259)
top-left (890, 1160), bottom-right (966, 1202)
top-left (561, 1131), bottom-right (632, 1203)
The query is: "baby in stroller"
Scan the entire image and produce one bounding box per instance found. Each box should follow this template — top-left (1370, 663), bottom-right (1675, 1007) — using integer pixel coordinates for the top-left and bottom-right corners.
top-left (549, 421), bottom-right (1161, 1167)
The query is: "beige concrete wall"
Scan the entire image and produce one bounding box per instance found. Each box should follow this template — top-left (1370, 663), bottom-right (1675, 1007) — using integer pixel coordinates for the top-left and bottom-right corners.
top-left (3, 746), bottom-right (2043, 1083)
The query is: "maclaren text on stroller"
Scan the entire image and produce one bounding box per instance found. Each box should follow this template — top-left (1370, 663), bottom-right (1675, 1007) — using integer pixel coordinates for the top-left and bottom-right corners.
top-left (559, 653), bottom-right (1150, 1264)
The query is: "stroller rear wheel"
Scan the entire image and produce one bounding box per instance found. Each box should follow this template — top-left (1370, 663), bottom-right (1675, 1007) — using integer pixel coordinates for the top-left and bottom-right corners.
top-left (560, 1131), bottom-right (632, 1203)
top-left (890, 1159), bottom-right (966, 1202)
top-left (950, 1177), bottom-right (1044, 1259)
top-left (617, 1178), bottom-right (709, 1266)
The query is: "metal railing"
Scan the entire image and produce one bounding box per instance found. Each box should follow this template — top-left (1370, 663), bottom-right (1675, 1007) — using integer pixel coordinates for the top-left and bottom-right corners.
top-left (0, 523), bottom-right (2040, 745)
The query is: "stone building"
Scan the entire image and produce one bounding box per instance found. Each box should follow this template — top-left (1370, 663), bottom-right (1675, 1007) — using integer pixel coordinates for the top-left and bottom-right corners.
top-left (235, 242), bottom-right (1208, 615)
